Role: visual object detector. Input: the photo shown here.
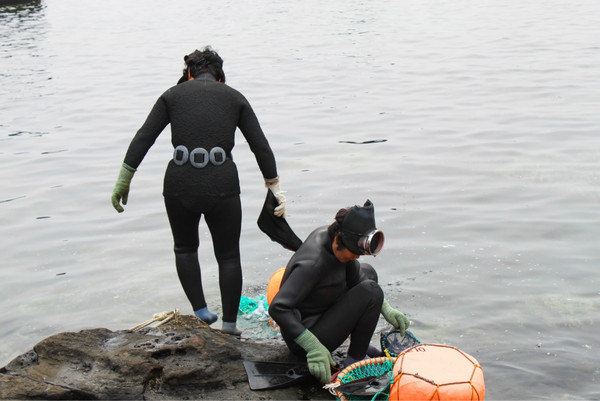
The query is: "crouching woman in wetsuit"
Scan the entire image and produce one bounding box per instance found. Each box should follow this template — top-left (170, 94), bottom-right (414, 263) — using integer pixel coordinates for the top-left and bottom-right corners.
top-left (268, 200), bottom-right (410, 383)
top-left (111, 47), bottom-right (286, 336)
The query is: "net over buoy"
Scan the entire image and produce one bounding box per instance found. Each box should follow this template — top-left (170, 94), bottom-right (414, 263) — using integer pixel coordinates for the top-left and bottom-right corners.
top-left (390, 344), bottom-right (485, 401)
top-left (266, 267), bottom-right (286, 305)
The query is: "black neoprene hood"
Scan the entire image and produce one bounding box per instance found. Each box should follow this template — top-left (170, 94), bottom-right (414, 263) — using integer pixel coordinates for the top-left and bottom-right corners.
top-left (340, 199), bottom-right (377, 254)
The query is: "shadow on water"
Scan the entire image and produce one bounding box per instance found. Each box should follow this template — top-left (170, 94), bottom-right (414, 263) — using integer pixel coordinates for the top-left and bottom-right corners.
top-left (0, 0), bottom-right (44, 33)
top-left (0, 0), bottom-right (44, 29)
top-left (0, 0), bottom-right (47, 91)
top-left (0, 0), bottom-right (41, 12)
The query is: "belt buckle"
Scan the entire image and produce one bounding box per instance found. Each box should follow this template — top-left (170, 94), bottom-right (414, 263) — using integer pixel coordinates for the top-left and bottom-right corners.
top-left (173, 145), bottom-right (227, 168)
top-left (173, 145), bottom-right (189, 165)
top-left (210, 147), bottom-right (226, 166)
top-left (190, 147), bottom-right (209, 168)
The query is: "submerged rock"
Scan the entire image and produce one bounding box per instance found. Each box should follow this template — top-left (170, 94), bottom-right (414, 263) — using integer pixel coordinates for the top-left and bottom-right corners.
top-left (0, 315), bottom-right (328, 400)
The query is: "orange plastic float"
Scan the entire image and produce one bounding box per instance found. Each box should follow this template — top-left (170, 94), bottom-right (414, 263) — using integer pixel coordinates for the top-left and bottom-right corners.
top-left (390, 344), bottom-right (485, 401)
top-left (266, 267), bottom-right (286, 304)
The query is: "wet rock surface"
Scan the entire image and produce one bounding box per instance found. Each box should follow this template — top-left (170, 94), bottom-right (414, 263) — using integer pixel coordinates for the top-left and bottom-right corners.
top-left (0, 315), bottom-right (329, 400)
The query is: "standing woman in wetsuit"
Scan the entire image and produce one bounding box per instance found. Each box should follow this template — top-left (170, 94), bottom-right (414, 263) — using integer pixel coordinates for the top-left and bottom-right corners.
top-left (111, 47), bottom-right (286, 336)
top-left (269, 200), bottom-right (409, 383)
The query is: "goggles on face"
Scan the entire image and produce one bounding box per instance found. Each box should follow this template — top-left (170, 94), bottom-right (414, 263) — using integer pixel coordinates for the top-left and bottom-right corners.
top-left (344, 229), bottom-right (385, 256)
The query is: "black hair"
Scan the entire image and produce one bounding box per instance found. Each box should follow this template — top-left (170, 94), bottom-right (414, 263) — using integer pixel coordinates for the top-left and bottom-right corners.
top-left (181, 46), bottom-right (225, 83)
top-left (327, 207), bottom-right (350, 251)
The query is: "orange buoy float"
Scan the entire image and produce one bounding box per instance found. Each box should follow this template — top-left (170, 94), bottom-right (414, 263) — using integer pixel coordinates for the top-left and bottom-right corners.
top-left (389, 344), bottom-right (485, 401)
top-left (266, 267), bottom-right (286, 304)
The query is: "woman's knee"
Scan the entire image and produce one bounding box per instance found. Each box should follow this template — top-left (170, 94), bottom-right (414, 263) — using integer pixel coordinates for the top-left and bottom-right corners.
top-left (217, 256), bottom-right (241, 271)
top-left (356, 279), bottom-right (384, 304)
top-left (360, 263), bottom-right (378, 283)
top-left (214, 246), bottom-right (240, 262)
top-left (174, 242), bottom-right (199, 254)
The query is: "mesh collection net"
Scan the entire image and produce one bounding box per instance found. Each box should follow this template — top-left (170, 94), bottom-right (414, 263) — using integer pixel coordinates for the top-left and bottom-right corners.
top-left (326, 330), bottom-right (422, 401)
top-left (380, 329), bottom-right (420, 357)
top-left (339, 358), bottom-right (395, 385)
top-left (329, 357), bottom-right (395, 401)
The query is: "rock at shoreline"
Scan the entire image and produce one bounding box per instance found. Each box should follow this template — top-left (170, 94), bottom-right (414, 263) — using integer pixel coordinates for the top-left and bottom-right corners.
top-left (0, 315), bottom-right (329, 400)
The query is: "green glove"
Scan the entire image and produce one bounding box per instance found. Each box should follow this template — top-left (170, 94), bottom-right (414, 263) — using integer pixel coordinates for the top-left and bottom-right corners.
top-left (294, 329), bottom-right (334, 383)
top-left (381, 300), bottom-right (410, 335)
top-left (111, 163), bottom-right (136, 213)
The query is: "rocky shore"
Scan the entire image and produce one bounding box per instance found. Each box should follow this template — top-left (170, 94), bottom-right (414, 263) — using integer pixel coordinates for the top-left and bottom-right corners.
top-left (0, 315), bottom-right (329, 400)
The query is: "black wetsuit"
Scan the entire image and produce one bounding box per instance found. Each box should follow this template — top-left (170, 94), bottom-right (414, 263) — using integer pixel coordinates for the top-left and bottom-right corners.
top-left (269, 227), bottom-right (384, 360)
top-left (123, 73), bottom-right (277, 322)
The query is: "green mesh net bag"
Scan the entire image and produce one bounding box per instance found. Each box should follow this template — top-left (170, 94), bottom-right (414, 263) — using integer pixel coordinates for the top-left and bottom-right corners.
top-left (325, 357), bottom-right (396, 401)
top-left (238, 295), bottom-right (269, 315)
top-left (237, 295), bottom-right (281, 339)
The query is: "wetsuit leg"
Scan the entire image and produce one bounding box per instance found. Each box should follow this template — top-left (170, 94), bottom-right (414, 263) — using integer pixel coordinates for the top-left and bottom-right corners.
top-left (308, 279), bottom-right (384, 360)
top-left (164, 197), bottom-right (208, 310)
top-left (358, 263), bottom-right (385, 357)
top-left (204, 195), bottom-right (242, 323)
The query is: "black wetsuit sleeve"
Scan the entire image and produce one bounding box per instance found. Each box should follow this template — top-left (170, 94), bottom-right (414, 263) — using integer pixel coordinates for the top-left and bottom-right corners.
top-left (124, 93), bottom-right (170, 169)
top-left (237, 97), bottom-right (278, 180)
top-left (269, 261), bottom-right (320, 339)
top-left (346, 261), bottom-right (365, 288)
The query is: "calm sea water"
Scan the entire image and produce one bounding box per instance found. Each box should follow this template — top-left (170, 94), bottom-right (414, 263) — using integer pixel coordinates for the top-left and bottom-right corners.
top-left (1, 0), bottom-right (599, 398)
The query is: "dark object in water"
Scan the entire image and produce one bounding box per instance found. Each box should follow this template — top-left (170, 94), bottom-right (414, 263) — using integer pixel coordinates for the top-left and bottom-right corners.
top-left (0, 195), bottom-right (26, 204)
top-left (243, 360), bottom-right (311, 390)
top-left (339, 139), bottom-right (387, 144)
top-left (257, 190), bottom-right (302, 252)
top-left (41, 149), bottom-right (67, 155)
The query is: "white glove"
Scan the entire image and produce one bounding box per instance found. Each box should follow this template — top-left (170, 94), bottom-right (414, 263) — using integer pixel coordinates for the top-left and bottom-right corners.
top-left (266, 179), bottom-right (286, 217)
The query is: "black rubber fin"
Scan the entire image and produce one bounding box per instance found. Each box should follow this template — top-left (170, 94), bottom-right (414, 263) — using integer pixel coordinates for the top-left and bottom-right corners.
top-left (257, 190), bottom-right (303, 252)
top-left (243, 360), bottom-right (311, 390)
